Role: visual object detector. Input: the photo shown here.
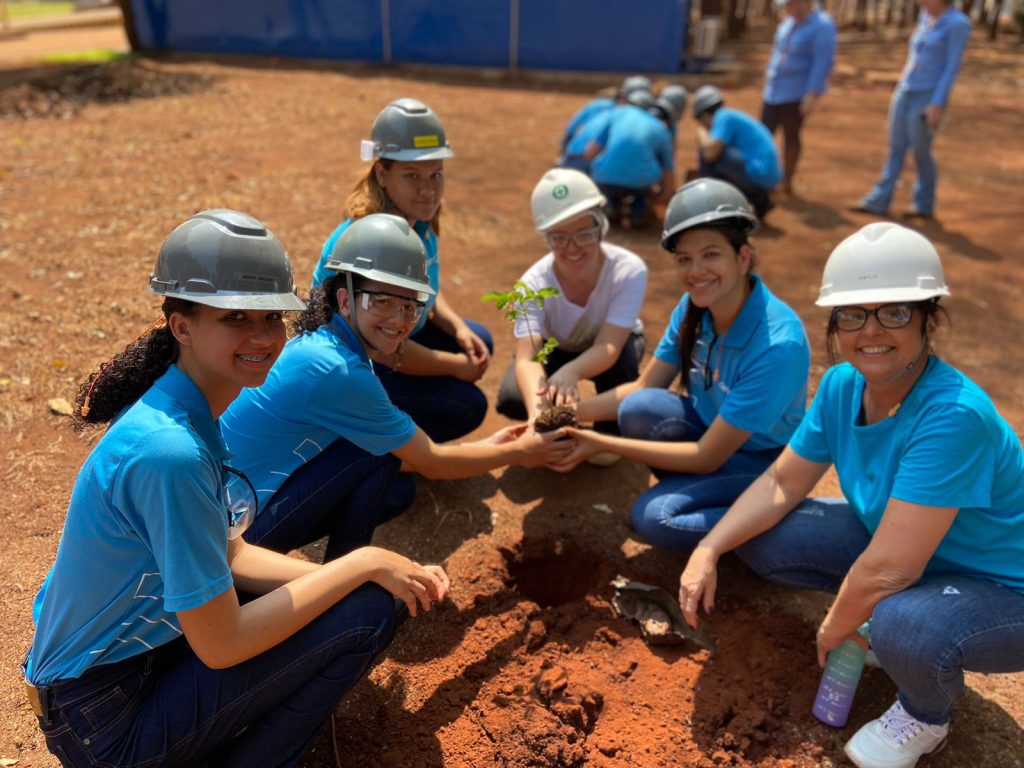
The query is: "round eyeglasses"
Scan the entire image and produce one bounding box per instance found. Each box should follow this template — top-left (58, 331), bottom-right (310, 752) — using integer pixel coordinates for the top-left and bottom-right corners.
top-left (832, 303), bottom-right (916, 332)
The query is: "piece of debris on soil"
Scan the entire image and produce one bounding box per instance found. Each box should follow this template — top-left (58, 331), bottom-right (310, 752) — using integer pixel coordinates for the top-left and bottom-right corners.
top-left (611, 575), bottom-right (717, 652)
top-left (47, 398), bottom-right (74, 416)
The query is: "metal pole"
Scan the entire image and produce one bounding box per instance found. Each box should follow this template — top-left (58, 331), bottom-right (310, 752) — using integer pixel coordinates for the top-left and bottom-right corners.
top-left (381, 0), bottom-right (392, 64)
top-left (509, 0), bottom-right (519, 70)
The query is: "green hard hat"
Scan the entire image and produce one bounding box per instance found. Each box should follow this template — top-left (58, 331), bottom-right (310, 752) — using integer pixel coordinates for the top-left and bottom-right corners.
top-left (149, 209), bottom-right (305, 311)
top-left (325, 214), bottom-right (435, 299)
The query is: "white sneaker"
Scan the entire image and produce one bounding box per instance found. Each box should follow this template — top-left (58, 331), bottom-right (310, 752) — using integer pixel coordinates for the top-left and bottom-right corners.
top-left (586, 451), bottom-right (621, 467)
top-left (844, 700), bottom-right (949, 768)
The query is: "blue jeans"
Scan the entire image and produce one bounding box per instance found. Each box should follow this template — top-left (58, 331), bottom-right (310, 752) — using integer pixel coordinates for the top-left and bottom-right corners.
top-left (736, 499), bottom-right (1024, 724)
top-left (245, 437), bottom-right (416, 561)
top-left (496, 332), bottom-right (646, 434)
top-left (619, 389), bottom-right (781, 550)
top-left (375, 319), bottom-right (493, 443)
top-left (698, 146), bottom-right (774, 216)
top-left (860, 87), bottom-right (936, 214)
top-left (32, 583), bottom-right (397, 767)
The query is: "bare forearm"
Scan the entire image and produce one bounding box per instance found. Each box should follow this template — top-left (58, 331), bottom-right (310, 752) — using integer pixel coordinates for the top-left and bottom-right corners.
top-left (514, 358), bottom-right (547, 419)
top-left (700, 466), bottom-right (801, 555)
top-left (415, 440), bottom-right (524, 479)
top-left (396, 339), bottom-right (462, 376)
top-left (557, 343), bottom-right (619, 383)
top-left (576, 379), bottom-right (642, 424)
top-left (230, 541), bottom-right (319, 594)
top-left (428, 293), bottom-right (461, 336)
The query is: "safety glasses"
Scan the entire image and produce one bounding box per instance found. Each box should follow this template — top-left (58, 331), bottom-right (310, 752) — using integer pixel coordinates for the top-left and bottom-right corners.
top-left (222, 464), bottom-right (258, 540)
top-left (545, 225), bottom-right (601, 251)
top-left (832, 303), bottom-right (916, 332)
top-left (357, 290), bottom-right (426, 322)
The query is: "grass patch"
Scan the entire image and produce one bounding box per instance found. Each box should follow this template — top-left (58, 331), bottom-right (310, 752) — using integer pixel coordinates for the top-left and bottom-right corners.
top-left (6, 2), bottom-right (77, 20)
top-left (42, 49), bottom-right (131, 64)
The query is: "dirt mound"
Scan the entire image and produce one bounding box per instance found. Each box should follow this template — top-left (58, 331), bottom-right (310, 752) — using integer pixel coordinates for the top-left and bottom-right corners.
top-left (0, 59), bottom-right (215, 120)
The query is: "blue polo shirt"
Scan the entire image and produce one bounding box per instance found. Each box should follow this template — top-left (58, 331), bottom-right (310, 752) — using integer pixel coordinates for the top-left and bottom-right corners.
top-left (790, 358), bottom-right (1024, 592)
top-left (763, 8), bottom-right (837, 105)
top-left (562, 97), bottom-right (615, 148)
top-left (565, 108), bottom-right (614, 158)
top-left (653, 275), bottom-right (809, 451)
top-left (28, 366), bottom-right (233, 685)
top-left (312, 218), bottom-right (439, 335)
top-left (710, 108), bottom-right (782, 189)
top-left (221, 313), bottom-right (416, 508)
top-left (900, 8), bottom-right (971, 107)
top-left (590, 104), bottom-right (674, 190)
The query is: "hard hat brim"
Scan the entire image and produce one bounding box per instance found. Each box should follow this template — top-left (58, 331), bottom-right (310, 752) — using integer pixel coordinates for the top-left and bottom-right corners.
top-left (815, 285), bottom-right (950, 307)
top-left (660, 210), bottom-right (760, 250)
top-left (150, 288), bottom-right (308, 311)
top-left (326, 263), bottom-right (437, 297)
top-left (378, 147), bottom-right (455, 162)
top-left (537, 198), bottom-right (607, 232)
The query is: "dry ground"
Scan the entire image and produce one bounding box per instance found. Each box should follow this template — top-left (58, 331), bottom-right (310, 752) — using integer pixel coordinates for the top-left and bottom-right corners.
top-left (1, 20), bottom-right (1022, 768)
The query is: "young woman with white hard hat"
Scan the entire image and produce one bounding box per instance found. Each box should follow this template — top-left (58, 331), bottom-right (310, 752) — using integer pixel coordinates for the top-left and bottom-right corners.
top-left (224, 214), bottom-right (571, 561)
top-left (24, 210), bottom-right (449, 767)
top-left (495, 168), bottom-right (648, 439)
top-left (551, 179), bottom-right (811, 542)
top-left (678, 222), bottom-right (1024, 768)
top-left (311, 97), bottom-right (492, 443)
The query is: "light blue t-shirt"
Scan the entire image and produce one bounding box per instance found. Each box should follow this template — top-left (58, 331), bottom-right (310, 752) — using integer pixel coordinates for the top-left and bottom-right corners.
top-left (763, 8), bottom-right (837, 105)
top-left (590, 104), bottom-right (674, 190)
top-left (790, 358), bottom-right (1024, 592)
top-left (565, 108), bottom-right (613, 158)
top-left (28, 366), bottom-right (233, 685)
top-left (562, 97), bottom-right (615, 149)
top-left (221, 313), bottom-right (416, 508)
top-left (311, 218), bottom-right (439, 335)
top-left (653, 275), bottom-right (810, 451)
top-left (901, 8), bottom-right (971, 107)
top-left (709, 108), bottom-right (782, 189)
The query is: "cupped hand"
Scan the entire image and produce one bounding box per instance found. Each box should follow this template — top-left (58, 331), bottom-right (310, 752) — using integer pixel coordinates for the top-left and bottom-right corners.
top-left (487, 423), bottom-right (529, 445)
top-left (451, 352), bottom-right (486, 383)
top-left (517, 426), bottom-right (575, 468)
top-left (544, 426), bottom-right (604, 473)
top-left (923, 104), bottom-right (942, 131)
top-left (678, 544), bottom-right (719, 629)
top-left (815, 619), bottom-right (869, 668)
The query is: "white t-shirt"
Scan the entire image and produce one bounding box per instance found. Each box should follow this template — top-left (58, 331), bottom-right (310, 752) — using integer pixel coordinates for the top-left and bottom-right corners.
top-left (513, 242), bottom-right (647, 353)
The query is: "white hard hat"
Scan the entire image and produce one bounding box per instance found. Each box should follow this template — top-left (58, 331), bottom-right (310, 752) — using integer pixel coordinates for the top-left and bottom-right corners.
top-left (816, 222), bottom-right (950, 307)
top-left (530, 168), bottom-right (607, 232)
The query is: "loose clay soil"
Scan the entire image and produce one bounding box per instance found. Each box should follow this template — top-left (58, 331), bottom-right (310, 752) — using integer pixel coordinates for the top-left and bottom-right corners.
top-left (2, 22), bottom-right (1022, 768)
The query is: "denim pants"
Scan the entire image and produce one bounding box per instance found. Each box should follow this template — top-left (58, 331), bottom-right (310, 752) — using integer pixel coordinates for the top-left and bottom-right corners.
top-left (860, 87), bottom-right (936, 214)
top-left (495, 332), bottom-right (646, 434)
top-left (32, 583), bottom-right (397, 767)
top-left (735, 499), bottom-right (1024, 725)
top-left (597, 183), bottom-right (654, 227)
top-left (697, 146), bottom-right (774, 216)
top-left (244, 436), bottom-right (416, 561)
top-left (375, 319), bottom-right (493, 443)
top-left (619, 389), bottom-right (781, 550)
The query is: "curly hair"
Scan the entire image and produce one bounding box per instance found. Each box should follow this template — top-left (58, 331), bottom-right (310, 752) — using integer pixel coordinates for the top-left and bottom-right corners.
top-left (345, 161), bottom-right (443, 236)
top-left (73, 298), bottom-right (196, 430)
top-left (292, 274), bottom-right (367, 336)
top-left (676, 222), bottom-right (756, 382)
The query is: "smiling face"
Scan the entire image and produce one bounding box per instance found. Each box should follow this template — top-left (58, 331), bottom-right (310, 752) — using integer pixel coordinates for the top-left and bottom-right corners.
top-left (833, 303), bottom-right (930, 387)
top-left (545, 211), bottom-right (604, 279)
top-left (375, 159), bottom-right (445, 224)
top-left (171, 305), bottom-right (287, 413)
top-left (338, 278), bottom-right (420, 356)
top-left (672, 226), bottom-right (752, 318)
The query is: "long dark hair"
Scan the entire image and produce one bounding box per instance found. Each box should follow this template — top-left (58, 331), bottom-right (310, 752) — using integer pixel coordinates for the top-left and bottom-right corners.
top-left (824, 298), bottom-right (946, 365)
top-left (73, 298), bottom-right (196, 429)
top-left (292, 273), bottom-right (366, 336)
top-left (676, 222), bottom-right (755, 381)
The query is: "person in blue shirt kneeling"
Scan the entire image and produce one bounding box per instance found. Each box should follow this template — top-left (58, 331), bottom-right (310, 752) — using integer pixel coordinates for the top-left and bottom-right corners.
top-left (679, 222), bottom-right (1024, 768)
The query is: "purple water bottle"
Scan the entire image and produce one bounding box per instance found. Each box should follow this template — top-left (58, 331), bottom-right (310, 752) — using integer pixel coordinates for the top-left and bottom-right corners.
top-left (812, 623), bottom-right (870, 727)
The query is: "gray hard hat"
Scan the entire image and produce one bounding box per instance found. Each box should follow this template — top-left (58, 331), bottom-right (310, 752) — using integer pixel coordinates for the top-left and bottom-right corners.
top-left (325, 213), bottom-right (435, 299)
top-left (149, 209), bottom-right (306, 311)
top-left (368, 98), bottom-right (454, 162)
top-left (626, 90), bottom-right (657, 111)
top-left (649, 96), bottom-right (678, 124)
top-left (660, 178), bottom-right (760, 251)
top-left (660, 85), bottom-right (689, 118)
top-left (692, 85), bottom-right (724, 118)
top-left (620, 75), bottom-right (653, 98)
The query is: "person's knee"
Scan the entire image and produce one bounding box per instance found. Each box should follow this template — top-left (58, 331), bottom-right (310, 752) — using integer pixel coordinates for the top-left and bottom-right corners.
top-left (618, 390), bottom-right (664, 439)
top-left (871, 594), bottom-right (958, 672)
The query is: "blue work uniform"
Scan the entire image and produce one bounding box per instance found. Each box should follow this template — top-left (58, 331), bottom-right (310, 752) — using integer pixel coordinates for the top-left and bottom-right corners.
top-left (561, 97), bottom-right (615, 149)
top-left (27, 366), bottom-right (232, 685)
top-left (763, 7), bottom-right (837, 105)
top-left (707, 107), bottom-right (782, 190)
top-left (590, 104), bottom-right (674, 190)
top-left (790, 357), bottom-right (1024, 591)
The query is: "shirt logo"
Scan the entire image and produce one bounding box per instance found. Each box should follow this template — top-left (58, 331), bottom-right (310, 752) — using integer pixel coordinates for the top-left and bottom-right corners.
top-left (552, 184), bottom-right (569, 200)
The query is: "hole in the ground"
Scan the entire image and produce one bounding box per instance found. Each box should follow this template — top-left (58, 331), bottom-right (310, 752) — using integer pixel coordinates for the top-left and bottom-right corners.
top-left (504, 540), bottom-right (596, 607)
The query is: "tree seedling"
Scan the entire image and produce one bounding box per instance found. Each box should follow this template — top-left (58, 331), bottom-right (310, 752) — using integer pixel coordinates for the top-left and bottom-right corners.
top-left (482, 281), bottom-right (561, 365)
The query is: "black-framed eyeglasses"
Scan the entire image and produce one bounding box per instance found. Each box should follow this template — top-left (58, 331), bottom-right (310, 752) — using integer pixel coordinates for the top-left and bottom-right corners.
top-left (356, 290), bottom-right (426, 322)
top-left (222, 464), bottom-right (258, 540)
top-left (545, 225), bottom-right (601, 250)
top-left (832, 303), bottom-right (916, 332)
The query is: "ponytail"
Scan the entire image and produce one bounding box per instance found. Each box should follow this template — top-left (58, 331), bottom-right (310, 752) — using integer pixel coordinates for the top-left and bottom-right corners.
top-left (292, 274), bottom-right (367, 336)
top-left (73, 298), bottom-right (195, 430)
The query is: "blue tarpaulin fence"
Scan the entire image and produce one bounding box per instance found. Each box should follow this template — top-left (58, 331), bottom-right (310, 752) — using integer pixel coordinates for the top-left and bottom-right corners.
top-left (128, 0), bottom-right (690, 72)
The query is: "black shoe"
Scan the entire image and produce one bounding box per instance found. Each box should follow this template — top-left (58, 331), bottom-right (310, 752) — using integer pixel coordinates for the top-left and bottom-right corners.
top-left (848, 203), bottom-right (889, 216)
top-left (901, 207), bottom-right (935, 220)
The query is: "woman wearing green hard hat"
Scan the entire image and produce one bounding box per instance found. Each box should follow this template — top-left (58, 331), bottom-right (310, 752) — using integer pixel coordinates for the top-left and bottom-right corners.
top-left (24, 210), bottom-right (448, 766)
top-left (678, 222), bottom-right (1024, 768)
